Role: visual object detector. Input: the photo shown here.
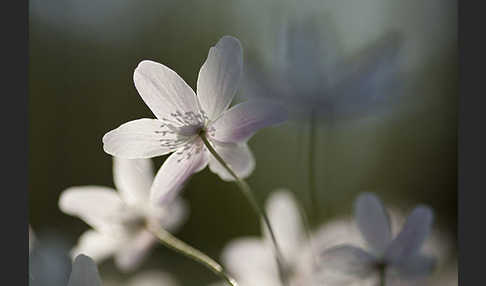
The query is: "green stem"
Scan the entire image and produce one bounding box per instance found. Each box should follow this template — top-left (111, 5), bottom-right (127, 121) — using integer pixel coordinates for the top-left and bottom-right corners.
top-left (379, 266), bottom-right (386, 286)
top-left (199, 133), bottom-right (290, 286)
top-left (147, 225), bottom-right (238, 286)
top-left (308, 110), bottom-right (318, 222)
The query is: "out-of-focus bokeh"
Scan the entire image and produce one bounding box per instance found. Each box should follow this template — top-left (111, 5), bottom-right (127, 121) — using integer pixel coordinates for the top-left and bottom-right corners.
top-left (29, 0), bottom-right (457, 285)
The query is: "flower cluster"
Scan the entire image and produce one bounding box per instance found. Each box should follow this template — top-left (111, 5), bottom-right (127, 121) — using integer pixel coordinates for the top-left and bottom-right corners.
top-left (30, 33), bottom-right (456, 286)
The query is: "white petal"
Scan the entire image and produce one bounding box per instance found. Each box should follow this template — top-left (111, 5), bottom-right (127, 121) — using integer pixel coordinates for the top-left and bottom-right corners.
top-left (150, 198), bottom-right (189, 232)
top-left (68, 254), bottom-right (102, 286)
top-left (103, 118), bottom-right (182, 159)
top-left (59, 187), bottom-right (126, 232)
top-left (197, 36), bottom-right (243, 120)
top-left (385, 205), bottom-right (434, 264)
top-left (354, 193), bottom-right (392, 255)
top-left (134, 60), bottom-right (200, 120)
top-left (71, 230), bottom-right (121, 263)
top-left (263, 190), bottom-right (305, 262)
top-left (113, 157), bottom-right (154, 206)
top-left (114, 230), bottom-right (156, 272)
top-left (221, 237), bottom-right (280, 286)
top-left (208, 142), bottom-right (255, 181)
top-left (320, 245), bottom-right (376, 277)
top-left (210, 100), bottom-right (288, 143)
top-left (150, 147), bottom-right (209, 205)
top-left (127, 271), bottom-right (178, 286)
top-left (393, 254), bottom-right (436, 278)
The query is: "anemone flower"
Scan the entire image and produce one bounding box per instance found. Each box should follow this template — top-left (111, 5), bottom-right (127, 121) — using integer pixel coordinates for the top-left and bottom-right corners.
top-left (58, 158), bottom-right (187, 272)
top-left (242, 16), bottom-right (403, 124)
top-left (320, 193), bottom-right (436, 285)
top-left (221, 190), bottom-right (318, 286)
top-left (102, 35), bottom-right (287, 204)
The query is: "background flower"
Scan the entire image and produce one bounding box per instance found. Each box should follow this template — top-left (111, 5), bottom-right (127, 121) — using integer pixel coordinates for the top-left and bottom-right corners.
top-left (58, 158), bottom-right (188, 272)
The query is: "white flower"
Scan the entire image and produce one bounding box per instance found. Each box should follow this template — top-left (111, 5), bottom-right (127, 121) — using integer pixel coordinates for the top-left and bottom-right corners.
top-left (320, 193), bottom-right (436, 284)
top-left (58, 157), bottom-right (187, 272)
top-left (221, 190), bottom-right (318, 286)
top-left (67, 255), bottom-right (102, 286)
top-left (102, 36), bottom-right (287, 204)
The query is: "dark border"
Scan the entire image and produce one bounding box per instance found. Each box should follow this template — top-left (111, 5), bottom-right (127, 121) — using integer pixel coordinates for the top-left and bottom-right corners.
top-left (458, 1), bottom-right (483, 284)
top-left (3, 0), bottom-right (28, 284)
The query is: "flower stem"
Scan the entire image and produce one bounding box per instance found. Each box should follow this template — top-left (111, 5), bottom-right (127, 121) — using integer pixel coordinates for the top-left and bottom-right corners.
top-left (379, 266), bottom-right (386, 286)
top-left (308, 110), bottom-right (318, 222)
top-left (199, 133), bottom-right (290, 286)
top-left (147, 224), bottom-right (238, 286)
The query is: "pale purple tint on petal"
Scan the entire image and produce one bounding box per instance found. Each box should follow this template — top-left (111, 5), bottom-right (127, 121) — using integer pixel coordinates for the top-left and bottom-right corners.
top-left (393, 254), bottom-right (436, 279)
top-left (210, 100), bottom-right (288, 143)
top-left (354, 192), bottom-right (392, 255)
top-left (385, 205), bottom-right (434, 264)
top-left (197, 36), bottom-right (243, 120)
top-left (207, 141), bottom-right (255, 181)
top-left (150, 147), bottom-right (209, 205)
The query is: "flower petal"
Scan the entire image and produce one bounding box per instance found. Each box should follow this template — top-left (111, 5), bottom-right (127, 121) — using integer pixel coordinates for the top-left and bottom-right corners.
top-left (150, 198), bottom-right (189, 232)
top-left (197, 36), bottom-right (243, 120)
top-left (263, 190), bottom-right (305, 262)
top-left (207, 141), bottom-right (255, 181)
top-left (113, 157), bottom-right (154, 206)
top-left (133, 60), bottom-right (200, 120)
top-left (221, 237), bottom-right (280, 286)
top-left (114, 230), bottom-right (156, 272)
top-left (59, 187), bottom-right (126, 232)
top-left (68, 254), bottom-right (102, 286)
top-left (210, 100), bottom-right (288, 143)
top-left (150, 147), bottom-right (209, 205)
top-left (393, 254), bottom-right (436, 278)
top-left (384, 205), bottom-right (434, 264)
top-left (103, 118), bottom-right (185, 159)
top-left (354, 192), bottom-right (392, 255)
top-left (71, 230), bottom-right (121, 263)
top-left (320, 245), bottom-right (376, 277)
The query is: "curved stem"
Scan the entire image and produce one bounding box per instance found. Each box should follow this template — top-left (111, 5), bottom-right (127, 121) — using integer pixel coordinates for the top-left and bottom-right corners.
top-left (308, 110), bottom-right (318, 222)
top-left (199, 133), bottom-right (290, 286)
top-left (147, 224), bottom-right (238, 286)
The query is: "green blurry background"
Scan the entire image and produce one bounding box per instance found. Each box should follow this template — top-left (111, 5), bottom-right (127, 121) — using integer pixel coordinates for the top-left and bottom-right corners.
top-left (29, 0), bottom-right (457, 284)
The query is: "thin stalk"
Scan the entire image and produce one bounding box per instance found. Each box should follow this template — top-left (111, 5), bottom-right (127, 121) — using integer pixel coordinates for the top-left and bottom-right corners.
top-left (308, 110), bottom-right (318, 222)
top-left (379, 265), bottom-right (386, 286)
top-left (147, 224), bottom-right (238, 286)
top-left (199, 133), bottom-right (290, 286)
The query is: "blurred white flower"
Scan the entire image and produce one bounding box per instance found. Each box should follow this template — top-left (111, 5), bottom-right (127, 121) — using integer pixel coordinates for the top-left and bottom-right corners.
top-left (67, 255), bottom-right (102, 286)
top-left (59, 157), bottom-right (188, 272)
top-left (320, 193), bottom-right (436, 284)
top-left (103, 35), bottom-right (287, 204)
top-left (104, 271), bottom-right (178, 286)
top-left (243, 15), bottom-right (403, 123)
top-left (220, 191), bottom-right (455, 286)
top-left (221, 190), bottom-right (318, 286)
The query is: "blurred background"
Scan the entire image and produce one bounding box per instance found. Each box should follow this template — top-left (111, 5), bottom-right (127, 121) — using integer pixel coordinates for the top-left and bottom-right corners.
top-left (29, 0), bottom-right (457, 285)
